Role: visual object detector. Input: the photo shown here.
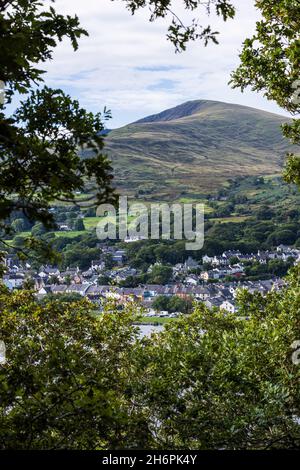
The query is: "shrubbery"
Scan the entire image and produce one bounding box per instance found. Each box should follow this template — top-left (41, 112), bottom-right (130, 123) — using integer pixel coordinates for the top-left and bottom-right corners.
top-left (0, 267), bottom-right (299, 449)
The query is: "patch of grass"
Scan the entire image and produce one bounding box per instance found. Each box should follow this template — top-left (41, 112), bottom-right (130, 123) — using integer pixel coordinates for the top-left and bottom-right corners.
top-left (84, 217), bottom-right (102, 230)
top-left (84, 215), bottom-right (136, 230)
top-left (53, 231), bottom-right (85, 238)
top-left (210, 216), bottom-right (249, 223)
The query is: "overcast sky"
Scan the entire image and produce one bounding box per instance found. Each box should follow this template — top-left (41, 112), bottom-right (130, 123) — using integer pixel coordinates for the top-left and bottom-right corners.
top-left (43, 0), bottom-right (289, 128)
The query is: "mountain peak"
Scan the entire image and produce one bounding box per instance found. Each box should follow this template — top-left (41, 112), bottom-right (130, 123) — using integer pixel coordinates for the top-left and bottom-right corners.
top-left (134, 99), bottom-right (285, 125)
top-left (106, 99), bottom-right (296, 200)
top-left (135, 100), bottom-right (216, 124)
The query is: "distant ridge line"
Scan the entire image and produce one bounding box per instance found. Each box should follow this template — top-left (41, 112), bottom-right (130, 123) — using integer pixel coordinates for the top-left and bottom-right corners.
top-left (134, 99), bottom-right (286, 125)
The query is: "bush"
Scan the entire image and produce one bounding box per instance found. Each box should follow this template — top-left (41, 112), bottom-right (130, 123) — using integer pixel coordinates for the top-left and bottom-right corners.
top-left (0, 268), bottom-right (299, 449)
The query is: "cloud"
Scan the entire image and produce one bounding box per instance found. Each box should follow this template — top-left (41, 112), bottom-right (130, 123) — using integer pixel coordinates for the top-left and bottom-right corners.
top-left (40, 0), bottom-right (290, 127)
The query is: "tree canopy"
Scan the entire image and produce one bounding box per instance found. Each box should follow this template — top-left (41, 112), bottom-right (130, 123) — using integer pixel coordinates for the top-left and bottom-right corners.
top-left (0, 0), bottom-right (115, 238)
top-left (0, 267), bottom-right (299, 449)
top-left (231, 0), bottom-right (300, 188)
top-left (118, 0), bottom-right (235, 52)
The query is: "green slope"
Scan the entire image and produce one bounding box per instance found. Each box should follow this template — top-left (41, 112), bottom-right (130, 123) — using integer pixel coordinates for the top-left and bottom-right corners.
top-left (105, 100), bottom-right (298, 200)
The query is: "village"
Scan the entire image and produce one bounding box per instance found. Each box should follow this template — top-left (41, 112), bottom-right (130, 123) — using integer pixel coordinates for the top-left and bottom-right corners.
top-left (2, 244), bottom-right (300, 317)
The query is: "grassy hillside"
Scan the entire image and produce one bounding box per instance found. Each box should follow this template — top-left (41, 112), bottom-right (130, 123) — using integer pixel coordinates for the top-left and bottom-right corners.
top-left (105, 100), bottom-right (298, 200)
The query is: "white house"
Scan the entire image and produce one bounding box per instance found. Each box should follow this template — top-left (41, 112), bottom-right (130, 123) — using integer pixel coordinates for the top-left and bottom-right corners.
top-left (3, 274), bottom-right (24, 289)
top-left (185, 276), bottom-right (198, 286)
top-left (202, 255), bottom-right (213, 264)
top-left (220, 300), bottom-right (237, 314)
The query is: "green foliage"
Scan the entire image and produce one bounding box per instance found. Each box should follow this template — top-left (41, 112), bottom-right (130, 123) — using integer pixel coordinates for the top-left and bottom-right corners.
top-left (73, 218), bottom-right (85, 231)
top-left (11, 218), bottom-right (26, 233)
top-left (169, 296), bottom-right (192, 315)
top-left (31, 222), bottom-right (47, 237)
top-left (0, 1), bottom-right (115, 240)
top-left (267, 229), bottom-right (297, 246)
top-left (148, 265), bottom-right (173, 285)
top-left (0, 287), bottom-right (144, 449)
top-left (244, 259), bottom-right (293, 279)
top-left (119, 0), bottom-right (235, 52)
top-left (0, 268), bottom-right (299, 449)
top-left (133, 267), bottom-right (300, 449)
top-left (63, 247), bottom-right (100, 270)
top-left (231, 0), bottom-right (300, 188)
top-left (284, 154), bottom-right (300, 188)
top-left (0, 0), bottom-right (299, 452)
top-left (0, 87), bottom-right (115, 229)
top-left (254, 205), bottom-right (275, 221)
top-left (97, 275), bottom-right (111, 286)
top-left (152, 294), bottom-right (170, 312)
top-left (153, 295), bottom-right (193, 314)
top-left (103, 253), bottom-right (114, 270)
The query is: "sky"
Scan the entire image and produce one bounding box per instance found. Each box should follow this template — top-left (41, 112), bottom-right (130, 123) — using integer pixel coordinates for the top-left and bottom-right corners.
top-left (41, 0), bottom-right (290, 128)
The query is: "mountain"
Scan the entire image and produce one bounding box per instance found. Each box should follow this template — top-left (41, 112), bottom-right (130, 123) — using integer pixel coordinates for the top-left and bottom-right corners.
top-left (104, 100), bottom-right (297, 200)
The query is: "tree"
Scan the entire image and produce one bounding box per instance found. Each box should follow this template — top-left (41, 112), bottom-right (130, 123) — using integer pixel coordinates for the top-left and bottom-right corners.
top-left (268, 259), bottom-right (292, 277)
top-left (152, 295), bottom-right (170, 312)
top-left (231, 0), bottom-right (300, 188)
top-left (117, 0), bottom-right (235, 52)
top-left (0, 1), bottom-right (115, 239)
top-left (103, 253), bottom-right (114, 270)
top-left (169, 295), bottom-right (193, 314)
top-left (1, 0), bottom-right (300, 451)
top-left (23, 277), bottom-right (35, 290)
top-left (67, 212), bottom-right (77, 223)
top-left (148, 265), bottom-right (173, 285)
top-left (119, 275), bottom-right (140, 288)
top-left (48, 275), bottom-right (60, 285)
top-left (11, 235), bottom-right (26, 248)
top-left (84, 207), bottom-right (96, 217)
top-left (73, 218), bottom-right (85, 231)
top-left (267, 229), bottom-right (297, 247)
top-left (0, 287), bottom-right (147, 449)
top-left (41, 292), bottom-right (83, 303)
top-left (31, 222), bottom-right (47, 237)
top-left (132, 267), bottom-right (300, 449)
top-left (203, 237), bottom-right (224, 256)
top-left (97, 275), bottom-right (111, 286)
top-left (63, 247), bottom-right (100, 270)
top-left (11, 218), bottom-right (26, 233)
top-left (1, 268), bottom-right (299, 449)
top-left (255, 206), bottom-right (275, 221)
